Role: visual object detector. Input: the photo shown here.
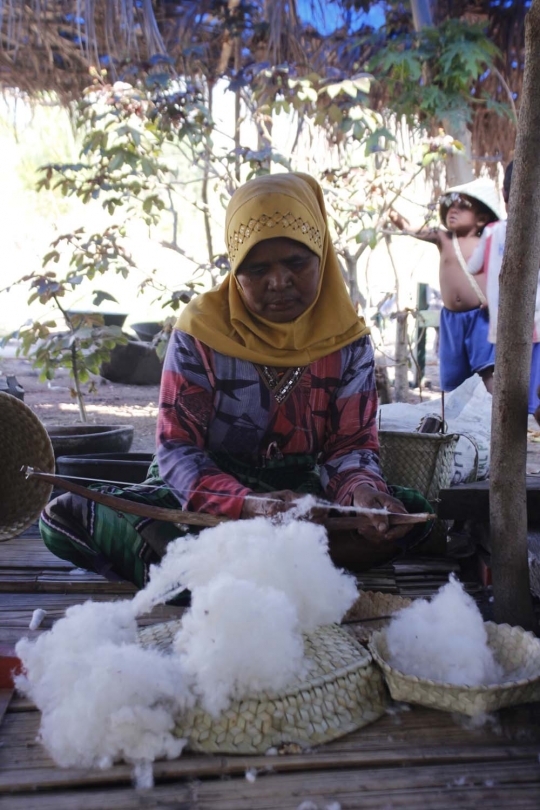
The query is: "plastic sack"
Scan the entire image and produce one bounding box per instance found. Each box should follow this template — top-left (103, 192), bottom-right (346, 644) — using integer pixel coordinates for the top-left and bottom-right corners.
top-left (378, 375), bottom-right (491, 485)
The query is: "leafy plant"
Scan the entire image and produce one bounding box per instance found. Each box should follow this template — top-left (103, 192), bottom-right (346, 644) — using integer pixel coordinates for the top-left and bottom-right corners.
top-left (2, 71), bottom-right (213, 419)
top-left (366, 20), bottom-right (507, 127)
top-left (1, 225), bottom-right (137, 420)
top-left (364, 19), bottom-right (510, 126)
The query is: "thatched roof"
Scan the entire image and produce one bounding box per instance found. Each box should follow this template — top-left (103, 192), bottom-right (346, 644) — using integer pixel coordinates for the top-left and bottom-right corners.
top-left (0, 0), bottom-right (171, 100)
top-left (0, 0), bottom-right (526, 165)
top-left (0, 0), bottom-right (309, 99)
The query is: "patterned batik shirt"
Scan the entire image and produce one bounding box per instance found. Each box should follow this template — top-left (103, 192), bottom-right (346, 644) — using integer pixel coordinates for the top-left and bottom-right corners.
top-left (157, 329), bottom-right (388, 518)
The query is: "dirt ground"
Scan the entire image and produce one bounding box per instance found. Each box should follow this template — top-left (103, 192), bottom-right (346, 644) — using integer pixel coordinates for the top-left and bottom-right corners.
top-left (4, 347), bottom-right (540, 472)
top-left (0, 346), bottom-right (440, 456)
top-left (0, 354), bottom-right (160, 453)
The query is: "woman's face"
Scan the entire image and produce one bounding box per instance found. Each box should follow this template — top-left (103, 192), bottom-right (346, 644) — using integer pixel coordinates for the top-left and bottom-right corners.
top-left (236, 237), bottom-right (321, 323)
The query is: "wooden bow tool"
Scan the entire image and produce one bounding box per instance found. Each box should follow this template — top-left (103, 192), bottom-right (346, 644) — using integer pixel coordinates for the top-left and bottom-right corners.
top-left (22, 467), bottom-right (433, 530)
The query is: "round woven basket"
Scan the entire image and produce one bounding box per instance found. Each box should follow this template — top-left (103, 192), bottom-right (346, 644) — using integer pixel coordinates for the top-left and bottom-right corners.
top-left (0, 392), bottom-right (55, 541)
top-left (369, 622), bottom-right (540, 716)
top-left (138, 620), bottom-right (388, 754)
top-left (342, 591), bottom-right (413, 644)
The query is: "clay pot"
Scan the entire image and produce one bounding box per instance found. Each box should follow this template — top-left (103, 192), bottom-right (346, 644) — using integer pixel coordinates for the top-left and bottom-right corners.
top-left (46, 424), bottom-right (134, 459)
top-left (66, 311), bottom-right (128, 328)
top-left (56, 452), bottom-right (153, 486)
top-left (0, 376), bottom-right (24, 401)
top-left (131, 321), bottom-right (162, 342)
top-left (100, 340), bottom-right (163, 385)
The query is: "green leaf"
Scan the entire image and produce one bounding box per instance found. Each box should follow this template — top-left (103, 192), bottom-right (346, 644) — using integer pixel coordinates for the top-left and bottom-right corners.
top-left (297, 87), bottom-right (318, 103)
top-left (141, 157), bottom-right (155, 177)
top-left (422, 151), bottom-right (441, 167)
top-left (341, 80), bottom-right (358, 98)
top-left (356, 228), bottom-right (377, 249)
top-left (351, 74), bottom-right (372, 93)
top-left (42, 250), bottom-right (60, 266)
top-left (326, 83), bottom-right (342, 100)
top-left (92, 290), bottom-right (119, 306)
top-left (108, 152), bottom-right (124, 172)
top-left (328, 105), bottom-right (343, 124)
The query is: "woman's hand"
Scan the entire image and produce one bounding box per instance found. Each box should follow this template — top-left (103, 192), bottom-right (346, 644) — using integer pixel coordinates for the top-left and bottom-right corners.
top-left (352, 485), bottom-right (410, 543)
top-left (240, 490), bottom-right (298, 520)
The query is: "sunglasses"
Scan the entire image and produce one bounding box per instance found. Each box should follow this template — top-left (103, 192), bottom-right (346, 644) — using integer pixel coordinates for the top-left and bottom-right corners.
top-left (439, 193), bottom-right (473, 211)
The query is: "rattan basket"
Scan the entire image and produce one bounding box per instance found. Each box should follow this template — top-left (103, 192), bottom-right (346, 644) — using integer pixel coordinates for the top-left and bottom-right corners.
top-left (138, 620), bottom-right (388, 754)
top-left (342, 591), bottom-right (413, 644)
top-left (0, 392), bottom-right (55, 541)
top-left (378, 431), bottom-right (458, 500)
top-left (369, 622), bottom-right (540, 716)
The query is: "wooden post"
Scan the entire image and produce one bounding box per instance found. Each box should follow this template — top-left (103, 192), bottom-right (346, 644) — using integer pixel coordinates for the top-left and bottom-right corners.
top-left (394, 311), bottom-right (409, 403)
top-left (490, 0), bottom-right (540, 631)
top-left (414, 283), bottom-right (428, 388)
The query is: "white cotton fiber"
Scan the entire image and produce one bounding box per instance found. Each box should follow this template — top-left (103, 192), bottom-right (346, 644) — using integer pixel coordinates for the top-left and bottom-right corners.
top-left (132, 760), bottom-right (154, 790)
top-left (173, 574), bottom-right (306, 716)
top-left (286, 494), bottom-right (319, 520)
top-left (16, 599), bottom-right (192, 770)
top-left (29, 609), bottom-right (47, 630)
top-left (385, 575), bottom-right (504, 686)
top-left (145, 518), bottom-right (357, 631)
top-left (16, 516), bottom-right (357, 774)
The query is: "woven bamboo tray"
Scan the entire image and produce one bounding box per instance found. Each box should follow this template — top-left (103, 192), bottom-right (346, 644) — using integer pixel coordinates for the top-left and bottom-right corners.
top-left (138, 620), bottom-right (388, 754)
top-left (0, 392), bottom-right (55, 541)
top-left (369, 622), bottom-right (540, 716)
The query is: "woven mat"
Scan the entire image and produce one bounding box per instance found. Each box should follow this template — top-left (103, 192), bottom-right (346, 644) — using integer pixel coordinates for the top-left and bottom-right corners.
top-left (139, 620), bottom-right (388, 754)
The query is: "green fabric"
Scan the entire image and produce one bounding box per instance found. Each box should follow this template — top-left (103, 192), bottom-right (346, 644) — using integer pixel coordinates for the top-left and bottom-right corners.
top-left (40, 455), bottom-right (434, 590)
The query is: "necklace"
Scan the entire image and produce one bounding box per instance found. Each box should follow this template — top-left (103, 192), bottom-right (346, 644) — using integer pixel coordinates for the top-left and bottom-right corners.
top-left (256, 365), bottom-right (307, 405)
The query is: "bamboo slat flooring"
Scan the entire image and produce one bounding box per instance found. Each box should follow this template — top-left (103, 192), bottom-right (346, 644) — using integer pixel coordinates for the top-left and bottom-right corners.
top-left (1, 702), bottom-right (539, 806)
top-left (1, 523), bottom-right (538, 807)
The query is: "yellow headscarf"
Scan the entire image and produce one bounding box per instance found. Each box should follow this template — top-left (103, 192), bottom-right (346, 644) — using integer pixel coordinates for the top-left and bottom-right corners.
top-left (175, 172), bottom-right (369, 366)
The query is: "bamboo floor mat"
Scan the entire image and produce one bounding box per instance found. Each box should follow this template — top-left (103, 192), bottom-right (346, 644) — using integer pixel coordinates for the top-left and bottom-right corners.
top-left (0, 526), bottom-right (476, 598)
top-left (0, 698), bottom-right (539, 807)
top-left (1, 524), bottom-right (538, 807)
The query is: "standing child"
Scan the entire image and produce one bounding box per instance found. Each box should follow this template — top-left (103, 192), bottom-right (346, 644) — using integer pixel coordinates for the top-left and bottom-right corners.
top-left (391, 178), bottom-right (501, 393)
top-left (468, 163), bottom-right (540, 414)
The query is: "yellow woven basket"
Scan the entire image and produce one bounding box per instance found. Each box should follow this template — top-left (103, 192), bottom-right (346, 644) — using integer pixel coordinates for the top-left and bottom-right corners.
top-left (138, 620), bottom-right (388, 754)
top-left (342, 591), bottom-right (413, 644)
top-left (0, 392), bottom-right (55, 541)
top-left (369, 622), bottom-right (540, 716)
top-left (378, 431), bottom-right (458, 500)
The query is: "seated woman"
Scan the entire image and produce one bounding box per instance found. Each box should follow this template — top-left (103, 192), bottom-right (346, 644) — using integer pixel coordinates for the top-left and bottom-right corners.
top-left (40, 172), bottom-right (432, 588)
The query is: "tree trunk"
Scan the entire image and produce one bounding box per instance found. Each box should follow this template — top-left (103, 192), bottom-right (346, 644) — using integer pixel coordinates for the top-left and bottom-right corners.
top-left (375, 364), bottom-right (392, 405)
top-left (71, 343), bottom-right (87, 423)
top-left (234, 37), bottom-right (242, 183)
top-left (343, 252), bottom-right (367, 311)
top-left (201, 84), bottom-right (215, 264)
top-left (442, 119), bottom-right (474, 186)
top-left (490, 0), bottom-right (540, 631)
top-left (410, 0), bottom-right (473, 184)
top-left (410, 0), bottom-right (433, 28)
top-left (394, 311), bottom-right (409, 403)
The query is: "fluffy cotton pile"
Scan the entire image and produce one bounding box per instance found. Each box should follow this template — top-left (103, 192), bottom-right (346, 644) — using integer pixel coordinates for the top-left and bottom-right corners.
top-left (385, 575), bottom-right (504, 686)
top-left (16, 599), bottom-right (191, 774)
top-left (16, 517), bottom-right (357, 777)
top-left (137, 517), bottom-right (358, 631)
top-left (174, 574), bottom-right (306, 715)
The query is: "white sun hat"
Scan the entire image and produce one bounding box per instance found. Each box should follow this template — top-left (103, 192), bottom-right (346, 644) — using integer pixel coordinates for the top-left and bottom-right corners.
top-left (439, 177), bottom-right (503, 228)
